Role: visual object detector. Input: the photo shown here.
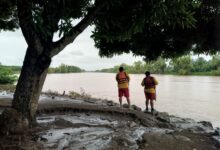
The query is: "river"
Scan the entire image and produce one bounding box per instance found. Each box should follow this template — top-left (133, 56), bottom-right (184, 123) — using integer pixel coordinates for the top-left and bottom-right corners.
top-left (42, 72), bottom-right (220, 127)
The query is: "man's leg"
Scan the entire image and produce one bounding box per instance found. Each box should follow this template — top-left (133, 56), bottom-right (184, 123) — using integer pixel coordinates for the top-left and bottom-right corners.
top-left (145, 92), bottom-right (149, 111)
top-left (118, 89), bottom-right (123, 107)
top-left (119, 97), bottom-right (122, 107)
top-left (126, 97), bottom-right (130, 108)
top-left (145, 99), bottom-right (149, 111)
top-left (125, 88), bottom-right (130, 108)
top-left (150, 100), bottom-right (154, 111)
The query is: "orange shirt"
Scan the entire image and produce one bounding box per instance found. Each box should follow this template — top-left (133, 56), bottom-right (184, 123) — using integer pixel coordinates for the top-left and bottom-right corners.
top-left (116, 71), bottom-right (130, 89)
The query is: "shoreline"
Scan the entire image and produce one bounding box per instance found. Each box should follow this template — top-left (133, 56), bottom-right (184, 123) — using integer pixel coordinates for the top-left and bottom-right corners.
top-left (0, 90), bottom-right (220, 149)
top-left (1, 89), bottom-right (220, 128)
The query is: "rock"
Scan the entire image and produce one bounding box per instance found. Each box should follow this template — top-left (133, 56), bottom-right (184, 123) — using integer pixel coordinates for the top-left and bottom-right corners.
top-left (53, 118), bottom-right (74, 127)
top-left (122, 104), bottom-right (129, 108)
top-left (156, 112), bottom-right (170, 123)
top-left (174, 135), bottom-right (191, 142)
top-left (198, 121), bottom-right (213, 129)
top-left (131, 105), bottom-right (142, 111)
top-left (86, 113), bottom-right (90, 116)
top-left (142, 133), bottom-right (175, 149)
top-left (84, 99), bottom-right (96, 104)
top-left (108, 135), bottom-right (137, 149)
top-left (102, 136), bottom-right (109, 140)
top-left (107, 100), bottom-right (114, 106)
top-left (0, 108), bottom-right (29, 135)
top-left (48, 132), bottom-right (53, 136)
top-left (142, 132), bottom-right (194, 150)
top-left (129, 121), bottom-right (137, 128)
top-left (214, 128), bottom-right (220, 136)
top-left (40, 137), bottom-right (48, 142)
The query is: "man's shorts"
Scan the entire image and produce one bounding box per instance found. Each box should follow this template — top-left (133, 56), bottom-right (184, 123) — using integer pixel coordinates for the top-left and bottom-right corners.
top-left (118, 88), bottom-right (129, 98)
top-left (144, 92), bottom-right (156, 100)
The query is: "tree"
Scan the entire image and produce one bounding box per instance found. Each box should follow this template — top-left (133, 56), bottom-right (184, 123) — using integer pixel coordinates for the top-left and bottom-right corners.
top-left (210, 54), bottom-right (220, 70)
top-left (192, 57), bottom-right (209, 72)
top-left (48, 64), bottom-right (84, 73)
top-left (170, 55), bottom-right (193, 75)
top-left (0, 0), bottom-right (219, 125)
top-left (147, 57), bottom-right (167, 74)
top-left (93, 0), bottom-right (220, 60)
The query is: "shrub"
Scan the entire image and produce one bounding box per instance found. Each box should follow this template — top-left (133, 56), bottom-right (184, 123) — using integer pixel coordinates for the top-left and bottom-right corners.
top-left (0, 67), bottom-right (17, 84)
top-left (210, 69), bottom-right (220, 76)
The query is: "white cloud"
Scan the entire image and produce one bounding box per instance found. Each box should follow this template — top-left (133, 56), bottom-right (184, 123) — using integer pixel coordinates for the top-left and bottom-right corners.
top-left (0, 27), bottom-right (143, 70)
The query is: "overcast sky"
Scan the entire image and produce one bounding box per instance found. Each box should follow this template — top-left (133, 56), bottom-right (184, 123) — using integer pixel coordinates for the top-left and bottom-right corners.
top-left (0, 26), bottom-right (143, 71)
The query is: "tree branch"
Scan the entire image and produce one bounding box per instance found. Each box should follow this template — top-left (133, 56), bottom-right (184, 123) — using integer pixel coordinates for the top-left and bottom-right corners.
top-left (17, 0), bottom-right (43, 54)
top-left (50, 1), bottom-right (107, 57)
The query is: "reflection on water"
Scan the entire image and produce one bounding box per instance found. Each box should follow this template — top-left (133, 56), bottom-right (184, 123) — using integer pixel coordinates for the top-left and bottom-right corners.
top-left (43, 73), bottom-right (220, 127)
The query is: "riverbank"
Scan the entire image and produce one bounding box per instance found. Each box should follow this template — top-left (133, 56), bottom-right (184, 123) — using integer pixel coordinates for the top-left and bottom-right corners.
top-left (0, 91), bottom-right (220, 150)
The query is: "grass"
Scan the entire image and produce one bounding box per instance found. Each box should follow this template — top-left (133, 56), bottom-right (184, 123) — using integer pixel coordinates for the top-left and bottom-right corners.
top-left (0, 84), bottom-right (16, 92)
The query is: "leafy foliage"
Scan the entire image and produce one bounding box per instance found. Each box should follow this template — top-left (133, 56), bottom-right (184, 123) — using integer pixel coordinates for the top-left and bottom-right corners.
top-left (92, 0), bottom-right (220, 60)
top-left (1, 0), bottom-right (219, 60)
top-left (0, 65), bottom-right (17, 84)
top-left (30, 0), bottom-right (93, 39)
top-left (48, 64), bottom-right (84, 73)
top-left (0, 0), bottom-right (18, 31)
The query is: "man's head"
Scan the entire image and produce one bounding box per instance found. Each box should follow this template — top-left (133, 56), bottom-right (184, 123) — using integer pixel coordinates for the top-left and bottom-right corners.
top-left (119, 67), bottom-right (124, 72)
top-left (145, 71), bottom-right (150, 76)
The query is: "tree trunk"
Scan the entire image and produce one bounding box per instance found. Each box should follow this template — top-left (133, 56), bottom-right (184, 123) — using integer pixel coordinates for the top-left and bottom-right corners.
top-left (12, 46), bottom-right (51, 125)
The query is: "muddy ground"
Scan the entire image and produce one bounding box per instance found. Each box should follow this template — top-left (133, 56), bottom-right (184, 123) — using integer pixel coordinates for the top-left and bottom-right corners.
top-left (0, 91), bottom-right (220, 150)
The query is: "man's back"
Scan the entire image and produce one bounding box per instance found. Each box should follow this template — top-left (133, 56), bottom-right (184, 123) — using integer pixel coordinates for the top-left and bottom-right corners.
top-left (141, 76), bottom-right (158, 93)
top-left (116, 71), bottom-right (130, 89)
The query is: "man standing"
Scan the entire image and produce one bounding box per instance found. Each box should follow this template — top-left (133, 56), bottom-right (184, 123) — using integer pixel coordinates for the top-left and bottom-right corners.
top-left (141, 71), bottom-right (158, 113)
top-left (116, 67), bottom-right (130, 108)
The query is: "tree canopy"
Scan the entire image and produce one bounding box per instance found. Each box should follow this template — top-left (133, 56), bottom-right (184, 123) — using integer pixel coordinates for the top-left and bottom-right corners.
top-left (1, 0), bottom-right (219, 60)
top-left (0, 0), bottom-right (18, 31)
top-left (92, 0), bottom-right (220, 60)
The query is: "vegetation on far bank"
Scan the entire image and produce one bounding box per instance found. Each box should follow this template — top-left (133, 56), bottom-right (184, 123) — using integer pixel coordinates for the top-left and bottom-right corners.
top-left (97, 54), bottom-right (220, 76)
top-left (0, 63), bottom-right (84, 84)
top-left (0, 84), bottom-right (16, 92)
top-left (0, 65), bottom-right (18, 84)
top-left (48, 64), bottom-right (85, 73)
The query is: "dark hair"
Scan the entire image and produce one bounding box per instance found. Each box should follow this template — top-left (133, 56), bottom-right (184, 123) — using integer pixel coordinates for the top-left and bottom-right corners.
top-left (119, 67), bottom-right (124, 72)
top-left (145, 71), bottom-right (150, 76)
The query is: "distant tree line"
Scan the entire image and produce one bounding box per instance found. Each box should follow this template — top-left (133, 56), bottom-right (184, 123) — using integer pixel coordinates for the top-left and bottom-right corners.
top-left (98, 55), bottom-right (220, 76)
top-left (48, 64), bottom-right (85, 73)
top-left (0, 63), bottom-right (84, 84)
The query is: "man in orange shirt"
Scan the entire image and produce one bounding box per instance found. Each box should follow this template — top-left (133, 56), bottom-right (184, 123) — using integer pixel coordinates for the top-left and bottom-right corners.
top-left (141, 71), bottom-right (158, 113)
top-left (116, 67), bottom-right (130, 108)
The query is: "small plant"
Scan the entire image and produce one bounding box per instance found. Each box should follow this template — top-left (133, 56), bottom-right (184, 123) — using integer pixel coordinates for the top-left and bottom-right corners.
top-left (0, 84), bottom-right (16, 92)
top-left (80, 88), bottom-right (91, 99)
top-left (44, 89), bottom-right (59, 96)
top-left (69, 88), bottom-right (91, 99)
top-left (69, 91), bottom-right (81, 98)
top-left (0, 67), bottom-right (17, 84)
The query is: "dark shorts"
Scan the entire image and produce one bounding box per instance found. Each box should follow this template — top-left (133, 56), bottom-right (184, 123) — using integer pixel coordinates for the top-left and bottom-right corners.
top-left (144, 92), bottom-right (156, 100)
top-left (118, 88), bottom-right (129, 98)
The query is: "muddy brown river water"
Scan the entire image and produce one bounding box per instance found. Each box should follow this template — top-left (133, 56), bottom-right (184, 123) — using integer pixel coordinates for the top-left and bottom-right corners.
top-left (42, 73), bottom-right (220, 127)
